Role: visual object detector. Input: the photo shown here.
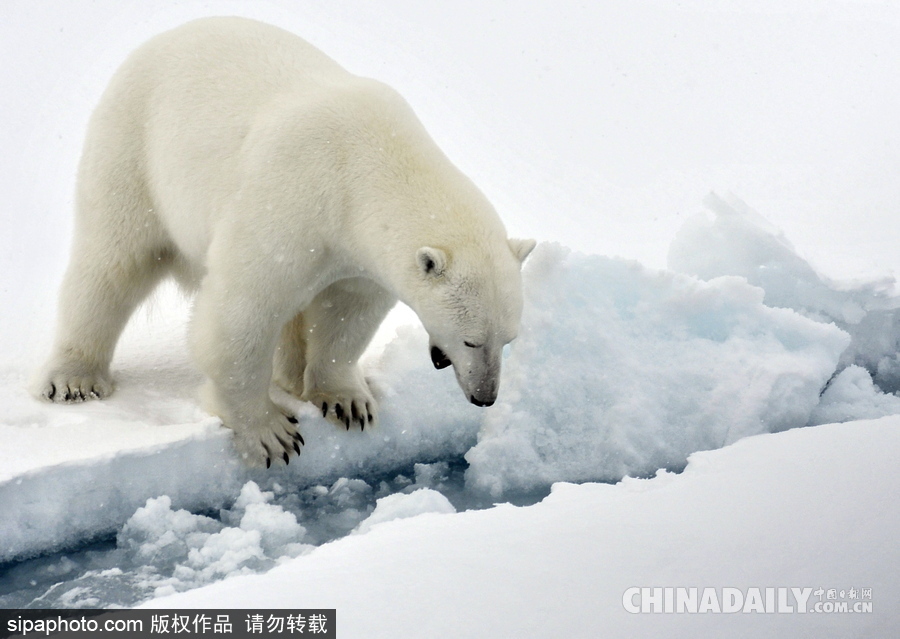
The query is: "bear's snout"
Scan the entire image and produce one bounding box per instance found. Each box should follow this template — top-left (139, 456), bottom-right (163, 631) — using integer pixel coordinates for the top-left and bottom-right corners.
top-left (469, 395), bottom-right (495, 408)
top-left (468, 374), bottom-right (499, 408)
top-left (429, 341), bottom-right (503, 408)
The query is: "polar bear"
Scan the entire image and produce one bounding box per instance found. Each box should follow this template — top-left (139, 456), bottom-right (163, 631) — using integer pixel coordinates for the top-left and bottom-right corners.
top-left (34, 17), bottom-right (535, 467)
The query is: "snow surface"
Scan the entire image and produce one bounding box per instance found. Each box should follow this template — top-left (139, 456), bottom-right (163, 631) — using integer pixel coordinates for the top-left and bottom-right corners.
top-left (3, 1), bottom-right (900, 637)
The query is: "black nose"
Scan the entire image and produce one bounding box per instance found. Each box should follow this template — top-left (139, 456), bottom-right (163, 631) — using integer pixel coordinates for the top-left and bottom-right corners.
top-left (431, 346), bottom-right (452, 369)
top-left (470, 395), bottom-right (494, 407)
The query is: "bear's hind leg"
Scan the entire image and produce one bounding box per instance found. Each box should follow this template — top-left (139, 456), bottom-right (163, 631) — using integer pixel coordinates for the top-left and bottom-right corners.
top-left (35, 182), bottom-right (173, 402)
top-left (301, 278), bottom-right (396, 429)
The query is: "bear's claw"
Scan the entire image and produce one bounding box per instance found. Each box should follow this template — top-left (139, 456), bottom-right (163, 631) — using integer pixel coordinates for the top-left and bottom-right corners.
top-left (233, 408), bottom-right (304, 468)
top-left (315, 398), bottom-right (373, 431)
top-left (303, 378), bottom-right (377, 432)
top-left (351, 403), bottom-right (366, 430)
top-left (39, 370), bottom-right (113, 404)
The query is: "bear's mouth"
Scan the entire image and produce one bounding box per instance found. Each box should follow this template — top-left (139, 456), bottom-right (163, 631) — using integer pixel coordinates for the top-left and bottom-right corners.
top-left (430, 346), bottom-right (452, 369)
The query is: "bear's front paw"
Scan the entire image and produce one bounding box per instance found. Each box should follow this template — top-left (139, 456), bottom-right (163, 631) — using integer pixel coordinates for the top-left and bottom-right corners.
top-left (230, 409), bottom-right (305, 469)
top-left (35, 367), bottom-right (114, 403)
top-left (304, 388), bottom-right (376, 431)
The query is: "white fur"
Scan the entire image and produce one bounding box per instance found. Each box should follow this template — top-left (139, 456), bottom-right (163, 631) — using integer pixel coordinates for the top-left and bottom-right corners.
top-left (35, 17), bottom-right (534, 467)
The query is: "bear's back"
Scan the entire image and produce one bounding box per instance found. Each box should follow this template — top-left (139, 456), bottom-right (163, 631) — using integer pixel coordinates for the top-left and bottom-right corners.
top-left (97, 17), bottom-right (352, 136)
top-left (131, 17), bottom-right (346, 97)
top-left (81, 18), bottom-right (359, 258)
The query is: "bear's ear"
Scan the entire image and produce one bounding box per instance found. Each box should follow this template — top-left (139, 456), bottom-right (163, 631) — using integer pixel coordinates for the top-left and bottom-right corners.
top-left (416, 246), bottom-right (447, 277)
top-left (509, 238), bottom-right (537, 264)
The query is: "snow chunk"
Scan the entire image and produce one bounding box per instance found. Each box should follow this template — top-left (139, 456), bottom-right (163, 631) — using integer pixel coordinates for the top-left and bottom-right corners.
top-left (119, 495), bottom-right (221, 567)
top-left (465, 242), bottom-right (849, 498)
top-left (669, 193), bottom-right (900, 391)
top-left (412, 461), bottom-right (451, 490)
top-left (17, 481), bottom-right (314, 606)
top-left (810, 365), bottom-right (900, 426)
top-left (231, 482), bottom-right (308, 557)
top-left (117, 482), bottom-right (312, 591)
top-left (354, 488), bottom-right (456, 535)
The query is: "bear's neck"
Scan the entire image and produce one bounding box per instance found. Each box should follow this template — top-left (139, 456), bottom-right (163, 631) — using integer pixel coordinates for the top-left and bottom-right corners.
top-left (333, 117), bottom-right (507, 309)
top-left (351, 198), bottom-right (505, 315)
top-left (350, 206), bottom-right (451, 305)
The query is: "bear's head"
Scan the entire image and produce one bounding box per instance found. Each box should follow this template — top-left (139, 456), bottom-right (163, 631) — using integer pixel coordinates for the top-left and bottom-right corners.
top-left (412, 237), bottom-right (536, 407)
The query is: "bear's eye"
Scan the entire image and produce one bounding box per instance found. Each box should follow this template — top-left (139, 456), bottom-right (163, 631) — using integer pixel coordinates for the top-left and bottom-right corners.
top-left (464, 341), bottom-right (480, 348)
